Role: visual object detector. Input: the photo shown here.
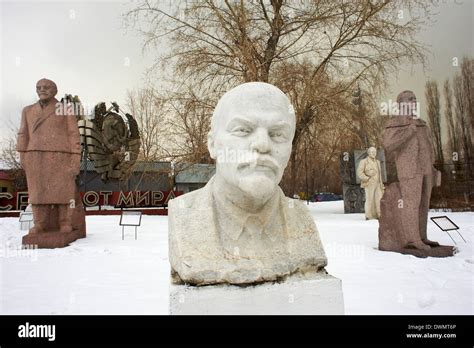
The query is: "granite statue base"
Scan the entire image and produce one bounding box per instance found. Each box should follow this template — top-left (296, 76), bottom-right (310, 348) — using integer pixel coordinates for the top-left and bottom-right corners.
top-left (22, 228), bottom-right (85, 249)
top-left (170, 272), bottom-right (344, 315)
top-left (22, 192), bottom-right (87, 249)
top-left (378, 183), bottom-right (456, 258)
top-left (379, 244), bottom-right (458, 258)
top-left (342, 184), bottom-right (365, 214)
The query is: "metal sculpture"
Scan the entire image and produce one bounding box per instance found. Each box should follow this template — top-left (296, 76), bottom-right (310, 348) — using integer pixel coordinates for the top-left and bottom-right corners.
top-left (78, 101), bottom-right (140, 182)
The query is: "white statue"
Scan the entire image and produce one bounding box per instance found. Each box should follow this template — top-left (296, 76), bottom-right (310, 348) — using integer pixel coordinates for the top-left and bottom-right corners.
top-left (169, 82), bottom-right (327, 286)
top-left (357, 147), bottom-right (384, 220)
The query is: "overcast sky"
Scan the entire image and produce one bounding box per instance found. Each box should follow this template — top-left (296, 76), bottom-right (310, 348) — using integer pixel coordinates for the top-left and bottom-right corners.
top-left (1, 0), bottom-right (473, 146)
top-left (381, 0), bottom-right (473, 111)
top-left (0, 0), bottom-right (155, 143)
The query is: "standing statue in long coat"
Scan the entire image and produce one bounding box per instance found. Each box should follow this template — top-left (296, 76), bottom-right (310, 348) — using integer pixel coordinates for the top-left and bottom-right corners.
top-left (17, 78), bottom-right (86, 248)
top-left (357, 147), bottom-right (384, 220)
top-left (378, 90), bottom-right (455, 257)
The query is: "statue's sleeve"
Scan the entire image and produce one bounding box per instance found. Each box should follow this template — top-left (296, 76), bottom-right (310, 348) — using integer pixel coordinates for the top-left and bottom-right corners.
top-left (67, 114), bottom-right (81, 154)
top-left (356, 159), bottom-right (369, 181)
top-left (382, 124), bottom-right (416, 154)
top-left (16, 108), bottom-right (29, 152)
top-left (378, 160), bottom-right (384, 183)
top-left (66, 114), bottom-right (81, 176)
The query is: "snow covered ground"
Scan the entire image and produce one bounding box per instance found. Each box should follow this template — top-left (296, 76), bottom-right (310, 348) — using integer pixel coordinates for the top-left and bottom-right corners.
top-left (0, 201), bottom-right (472, 315)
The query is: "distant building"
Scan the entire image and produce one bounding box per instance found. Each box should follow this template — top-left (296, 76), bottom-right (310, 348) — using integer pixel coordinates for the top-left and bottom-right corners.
top-left (0, 170), bottom-right (14, 193)
top-left (175, 163), bottom-right (215, 193)
top-left (79, 160), bottom-right (172, 192)
top-left (78, 160), bottom-right (215, 194)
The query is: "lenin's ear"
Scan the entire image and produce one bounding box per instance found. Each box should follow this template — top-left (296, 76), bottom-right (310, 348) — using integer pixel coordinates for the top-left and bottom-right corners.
top-left (208, 131), bottom-right (216, 160)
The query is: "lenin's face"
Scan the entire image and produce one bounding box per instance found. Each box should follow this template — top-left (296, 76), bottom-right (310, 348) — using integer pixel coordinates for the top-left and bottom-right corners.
top-left (368, 147), bottom-right (377, 159)
top-left (397, 91), bottom-right (418, 117)
top-left (208, 83), bottom-right (295, 200)
top-left (36, 80), bottom-right (57, 103)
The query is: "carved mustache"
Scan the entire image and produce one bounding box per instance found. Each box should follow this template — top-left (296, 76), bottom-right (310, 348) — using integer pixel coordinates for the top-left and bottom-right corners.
top-left (237, 157), bottom-right (279, 173)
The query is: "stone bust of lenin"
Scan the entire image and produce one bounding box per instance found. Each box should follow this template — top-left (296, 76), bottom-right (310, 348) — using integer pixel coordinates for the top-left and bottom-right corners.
top-left (169, 82), bottom-right (327, 286)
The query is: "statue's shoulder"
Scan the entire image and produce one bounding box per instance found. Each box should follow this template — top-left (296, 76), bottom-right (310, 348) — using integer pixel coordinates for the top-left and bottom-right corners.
top-left (22, 103), bottom-right (37, 114)
top-left (283, 195), bottom-right (316, 230)
top-left (385, 116), bottom-right (412, 128)
top-left (283, 195), bottom-right (327, 266)
top-left (169, 183), bottom-right (213, 217)
top-left (169, 185), bottom-right (210, 211)
top-left (413, 118), bottom-right (427, 126)
top-left (168, 182), bottom-right (218, 281)
top-left (170, 187), bottom-right (205, 208)
top-left (291, 198), bottom-right (313, 217)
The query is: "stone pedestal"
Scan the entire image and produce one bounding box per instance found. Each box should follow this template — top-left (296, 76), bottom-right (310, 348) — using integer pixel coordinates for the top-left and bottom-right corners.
top-left (343, 184), bottom-right (365, 213)
top-left (72, 190), bottom-right (87, 239)
top-left (21, 190), bottom-right (86, 248)
top-left (379, 182), bottom-right (456, 258)
top-left (170, 272), bottom-right (344, 315)
top-left (22, 229), bottom-right (84, 249)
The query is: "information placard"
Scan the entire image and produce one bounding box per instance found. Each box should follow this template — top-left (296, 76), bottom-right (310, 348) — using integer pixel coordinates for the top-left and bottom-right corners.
top-left (119, 210), bottom-right (142, 240)
top-left (430, 216), bottom-right (465, 244)
top-left (119, 210), bottom-right (142, 226)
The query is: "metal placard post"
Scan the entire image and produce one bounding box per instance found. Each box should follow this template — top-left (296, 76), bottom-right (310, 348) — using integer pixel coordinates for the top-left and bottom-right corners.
top-left (119, 210), bottom-right (142, 240)
top-left (430, 216), bottom-right (466, 245)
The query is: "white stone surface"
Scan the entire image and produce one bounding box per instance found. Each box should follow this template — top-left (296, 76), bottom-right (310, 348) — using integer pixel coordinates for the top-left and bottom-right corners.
top-left (169, 82), bottom-right (327, 286)
top-left (170, 271), bottom-right (344, 315)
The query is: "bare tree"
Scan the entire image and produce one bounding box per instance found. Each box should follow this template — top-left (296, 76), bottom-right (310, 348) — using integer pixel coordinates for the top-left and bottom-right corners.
top-left (460, 57), bottom-right (473, 164)
top-left (126, 0), bottom-right (429, 88)
top-left (164, 84), bottom-right (215, 165)
top-left (274, 60), bottom-right (381, 193)
top-left (453, 58), bottom-right (473, 165)
top-left (126, 0), bottom-right (432, 194)
top-left (425, 80), bottom-right (444, 167)
top-left (461, 58), bottom-right (473, 136)
top-left (0, 124), bottom-right (27, 191)
top-left (126, 87), bottom-right (171, 162)
top-left (443, 79), bottom-right (459, 161)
